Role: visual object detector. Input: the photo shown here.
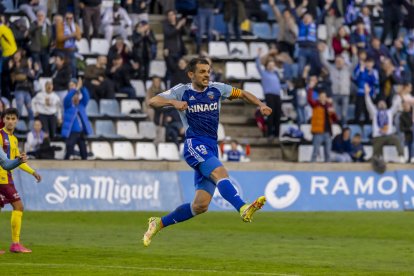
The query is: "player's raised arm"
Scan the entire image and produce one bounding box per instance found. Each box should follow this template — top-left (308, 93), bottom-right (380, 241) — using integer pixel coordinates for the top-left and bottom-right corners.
top-left (149, 94), bottom-right (188, 111)
top-left (239, 89), bottom-right (273, 116)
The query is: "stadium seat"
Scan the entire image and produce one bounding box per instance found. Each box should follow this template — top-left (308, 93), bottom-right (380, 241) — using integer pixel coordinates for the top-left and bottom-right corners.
top-left (149, 60), bottom-right (166, 78)
top-left (374, 26), bottom-right (383, 39)
top-left (2, 0), bottom-right (18, 12)
top-left (249, 42), bottom-right (269, 58)
top-left (138, 121), bottom-right (157, 140)
top-left (157, 143), bottom-right (180, 161)
top-left (363, 145), bottom-right (373, 161)
top-left (91, 141), bottom-right (113, 159)
top-left (76, 38), bottom-right (90, 55)
top-left (113, 141), bottom-right (135, 160)
top-left (347, 104), bottom-right (355, 121)
top-left (217, 123), bottom-right (226, 141)
top-left (229, 42), bottom-right (249, 58)
top-left (136, 142), bottom-right (158, 160)
top-left (300, 124), bottom-right (313, 141)
top-left (16, 120), bottom-right (28, 132)
top-left (332, 124), bottom-right (342, 138)
top-left (318, 24), bottom-right (328, 41)
top-left (99, 99), bottom-right (120, 116)
top-left (252, 23), bottom-right (272, 39)
top-left (131, 79), bottom-right (146, 98)
top-left (95, 120), bottom-right (122, 138)
top-left (348, 124), bottom-right (362, 137)
top-left (362, 125), bottom-right (372, 142)
top-left (246, 62), bottom-right (261, 79)
top-left (261, 4), bottom-right (275, 21)
top-left (243, 82), bottom-right (264, 100)
top-left (383, 146), bottom-right (409, 163)
top-left (208, 42), bottom-right (229, 57)
top-left (272, 23), bottom-right (280, 39)
top-left (11, 99), bottom-right (28, 117)
top-left (90, 39), bottom-right (110, 55)
top-left (116, 121), bottom-right (140, 138)
top-left (86, 99), bottom-right (101, 117)
top-left (50, 142), bottom-right (66, 160)
top-left (299, 145), bottom-right (325, 162)
top-left (120, 99), bottom-right (142, 115)
top-left (86, 58), bottom-right (97, 65)
top-left (225, 62), bottom-right (247, 79)
top-left (101, 0), bottom-right (113, 9)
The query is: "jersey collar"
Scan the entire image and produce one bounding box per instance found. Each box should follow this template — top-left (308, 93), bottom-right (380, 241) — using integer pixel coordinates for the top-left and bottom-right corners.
top-left (1, 128), bottom-right (14, 136)
top-left (191, 84), bottom-right (208, 93)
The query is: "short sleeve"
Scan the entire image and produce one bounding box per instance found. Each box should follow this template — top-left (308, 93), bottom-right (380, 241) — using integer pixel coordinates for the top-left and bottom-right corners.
top-left (158, 83), bottom-right (187, 101)
top-left (212, 82), bottom-right (241, 100)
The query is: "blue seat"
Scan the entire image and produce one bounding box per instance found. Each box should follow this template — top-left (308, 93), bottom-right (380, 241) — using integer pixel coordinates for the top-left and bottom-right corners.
top-left (261, 4), bottom-right (275, 21)
top-left (99, 99), bottom-right (120, 116)
top-left (347, 104), bottom-right (355, 121)
top-left (272, 23), bottom-right (279, 39)
top-left (95, 120), bottom-right (121, 138)
top-left (86, 99), bottom-right (101, 117)
top-left (374, 26), bottom-right (383, 39)
top-left (16, 120), bottom-right (28, 132)
top-left (362, 125), bottom-right (372, 142)
top-left (252, 23), bottom-right (272, 39)
top-left (213, 14), bottom-right (226, 35)
top-left (348, 124), bottom-right (362, 137)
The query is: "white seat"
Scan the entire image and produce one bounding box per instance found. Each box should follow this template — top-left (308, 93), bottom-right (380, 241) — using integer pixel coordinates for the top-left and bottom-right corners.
top-left (116, 121), bottom-right (140, 138)
top-left (138, 121), bottom-right (157, 139)
top-left (120, 99), bottom-right (142, 115)
top-left (50, 142), bottom-right (66, 160)
top-left (363, 145), bottom-right (373, 161)
top-left (90, 39), bottom-right (110, 55)
top-left (332, 124), bottom-right (342, 138)
top-left (85, 58), bottom-right (97, 65)
top-left (246, 62), bottom-right (261, 79)
top-left (113, 142), bottom-right (135, 159)
top-left (318, 24), bottom-right (328, 41)
top-left (136, 142), bottom-right (158, 160)
top-left (149, 60), bottom-right (166, 78)
top-left (300, 124), bottom-right (313, 141)
top-left (208, 41), bottom-right (229, 57)
top-left (91, 142), bottom-right (113, 159)
top-left (229, 42), bottom-right (249, 57)
top-left (131, 80), bottom-right (146, 98)
top-left (217, 123), bottom-right (226, 141)
top-left (225, 62), bottom-right (247, 79)
top-left (76, 38), bottom-right (90, 55)
top-left (299, 145), bottom-right (324, 162)
top-left (383, 145), bottom-right (408, 163)
top-left (157, 143), bottom-right (180, 160)
top-left (243, 82), bottom-right (264, 100)
top-left (249, 42), bottom-right (269, 58)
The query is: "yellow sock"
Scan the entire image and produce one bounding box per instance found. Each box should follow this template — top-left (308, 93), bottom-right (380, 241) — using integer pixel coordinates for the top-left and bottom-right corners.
top-left (11, 210), bottom-right (23, 243)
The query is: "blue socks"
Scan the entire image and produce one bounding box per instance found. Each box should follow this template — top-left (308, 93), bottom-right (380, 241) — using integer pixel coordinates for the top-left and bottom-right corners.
top-left (217, 178), bottom-right (246, 211)
top-left (161, 203), bottom-right (195, 228)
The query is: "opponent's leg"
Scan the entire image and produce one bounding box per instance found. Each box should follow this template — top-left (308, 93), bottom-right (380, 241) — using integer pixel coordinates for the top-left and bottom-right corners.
top-left (143, 190), bottom-right (212, 247)
top-left (210, 166), bottom-right (266, 222)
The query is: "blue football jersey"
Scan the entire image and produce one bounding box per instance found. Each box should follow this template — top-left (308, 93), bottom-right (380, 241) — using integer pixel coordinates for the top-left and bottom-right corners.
top-left (158, 82), bottom-right (235, 140)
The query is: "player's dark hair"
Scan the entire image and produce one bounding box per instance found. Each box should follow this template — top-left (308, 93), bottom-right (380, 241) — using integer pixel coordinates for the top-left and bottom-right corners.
top-left (186, 58), bottom-right (210, 73)
top-left (2, 108), bottom-right (19, 119)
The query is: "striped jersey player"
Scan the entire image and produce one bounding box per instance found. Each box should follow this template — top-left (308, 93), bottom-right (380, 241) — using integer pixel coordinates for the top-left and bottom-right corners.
top-left (143, 58), bottom-right (272, 247)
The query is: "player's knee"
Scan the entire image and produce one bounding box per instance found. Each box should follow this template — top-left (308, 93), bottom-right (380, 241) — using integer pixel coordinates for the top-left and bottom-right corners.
top-left (192, 202), bottom-right (209, 214)
top-left (210, 166), bottom-right (228, 183)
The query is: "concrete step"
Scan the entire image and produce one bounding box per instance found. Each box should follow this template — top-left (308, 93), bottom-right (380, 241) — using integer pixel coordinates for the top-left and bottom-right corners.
top-left (224, 125), bottom-right (262, 138)
top-left (249, 146), bottom-right (282, 161)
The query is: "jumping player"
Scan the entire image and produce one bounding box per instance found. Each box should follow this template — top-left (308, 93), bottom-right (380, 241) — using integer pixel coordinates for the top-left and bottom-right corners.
top-left (143, 58), bottom-right (272, 246)
top-left (0, 108), bottom-right (42, 253)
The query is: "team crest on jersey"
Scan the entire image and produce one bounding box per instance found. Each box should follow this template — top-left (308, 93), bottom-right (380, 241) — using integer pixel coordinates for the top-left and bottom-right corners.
top-left (207, 91), bottom-right (215, 100)
top-left (4, 139), bottom-right (9, 146)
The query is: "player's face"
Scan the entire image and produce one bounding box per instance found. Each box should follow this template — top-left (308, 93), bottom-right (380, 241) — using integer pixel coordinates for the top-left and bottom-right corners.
top-left (4, 114), bottom-right (18, 132)
top-left (191, 64), bottom-right (211, 88)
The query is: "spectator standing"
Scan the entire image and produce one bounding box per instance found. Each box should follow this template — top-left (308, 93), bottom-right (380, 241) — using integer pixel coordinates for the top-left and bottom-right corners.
top-left (381, 0), bottom-right (403, 45)
top-left (32, 81), bottom-right (62, 139)
top-left (256, 48), bottom-right (282, 138)
top-left (400, 101), bottom-right (413, 162)
top-left (331, 127), bottom-right (352, 162)
top-left (353, 57), bottom-right (379, 124)
top-left (367, 37), bottom-right (391, 70)
top-left (52, 53), bottom-right (72, 103)
top-left (379, 58), bottom-right (403, 107)
top-left (145, 76), bottom-right (163, 122)
top-left (126, 0), bottom-right (151, 27)
top-left (62, 78), bottom-right (93, 160)
top-left (0, 15), bottom-right (18, 99)
top-left (165, 53), bottom-right (190, 87)
top-left (365, 84), bottom-right (404, 162)
top-left (58, 0), bottom-right (80, 22)
top-left (19, 0), bottom-right (46, 23)
top-left (29, 10), bottom-right (52, 76)
top-left (107, 37), bottom-right (133, 70)
top-left (332, 25), bottom-right (351, 58)
top-left (307, 77), bottom-right (337, 162)
top-left (269, 0), bottom-right (298, 57)
top-left (131, 20), bottom-right (157, 81)
top-left (350, 21), bottom-right (369, 55)
top-left (101, 0), bottom-right (132, 43)
top-left (80, 0), bottom-right (102, 41)
top-left (223, 0), bottom-right (246, 42)
top-left (106, 54), bottom-right (136, 98)
top-left (321, 54), bottom-right (351, 125)
top-left (195, 0), bottom-right (218, 53)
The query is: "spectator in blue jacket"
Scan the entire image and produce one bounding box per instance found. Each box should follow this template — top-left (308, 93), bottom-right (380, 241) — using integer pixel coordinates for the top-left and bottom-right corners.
top-left (62, 78), bottom-right (93, 160)
top-left (350, 133), bottom-right (365, 162)
top-left (353, 57), bottom-right (379, 124)
top-left (331, 127), bottom-right (352, 162)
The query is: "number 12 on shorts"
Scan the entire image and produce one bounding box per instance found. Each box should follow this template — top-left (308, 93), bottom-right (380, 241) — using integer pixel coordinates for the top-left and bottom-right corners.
top-left (195, 145), bottom-right (208, 155)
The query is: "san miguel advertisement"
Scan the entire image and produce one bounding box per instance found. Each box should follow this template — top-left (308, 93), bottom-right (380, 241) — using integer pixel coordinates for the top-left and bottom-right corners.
top-left (7, 169), bottom-right (414, 211)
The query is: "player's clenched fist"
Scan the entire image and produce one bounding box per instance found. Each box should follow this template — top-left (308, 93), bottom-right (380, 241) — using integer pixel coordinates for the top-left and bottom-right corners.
top-left (259, 105), bottom-right (272, 116)
top-left (173, 101), bottom-right (188, 111)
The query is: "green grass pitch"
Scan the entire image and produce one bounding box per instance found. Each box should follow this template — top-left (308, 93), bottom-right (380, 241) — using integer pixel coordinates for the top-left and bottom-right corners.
top-left (0, 211), bottom-right (413, 275)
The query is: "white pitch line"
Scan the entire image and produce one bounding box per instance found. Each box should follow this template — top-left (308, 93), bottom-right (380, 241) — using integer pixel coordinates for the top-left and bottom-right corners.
top-left (2, 262), bottom-right (300, 276)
